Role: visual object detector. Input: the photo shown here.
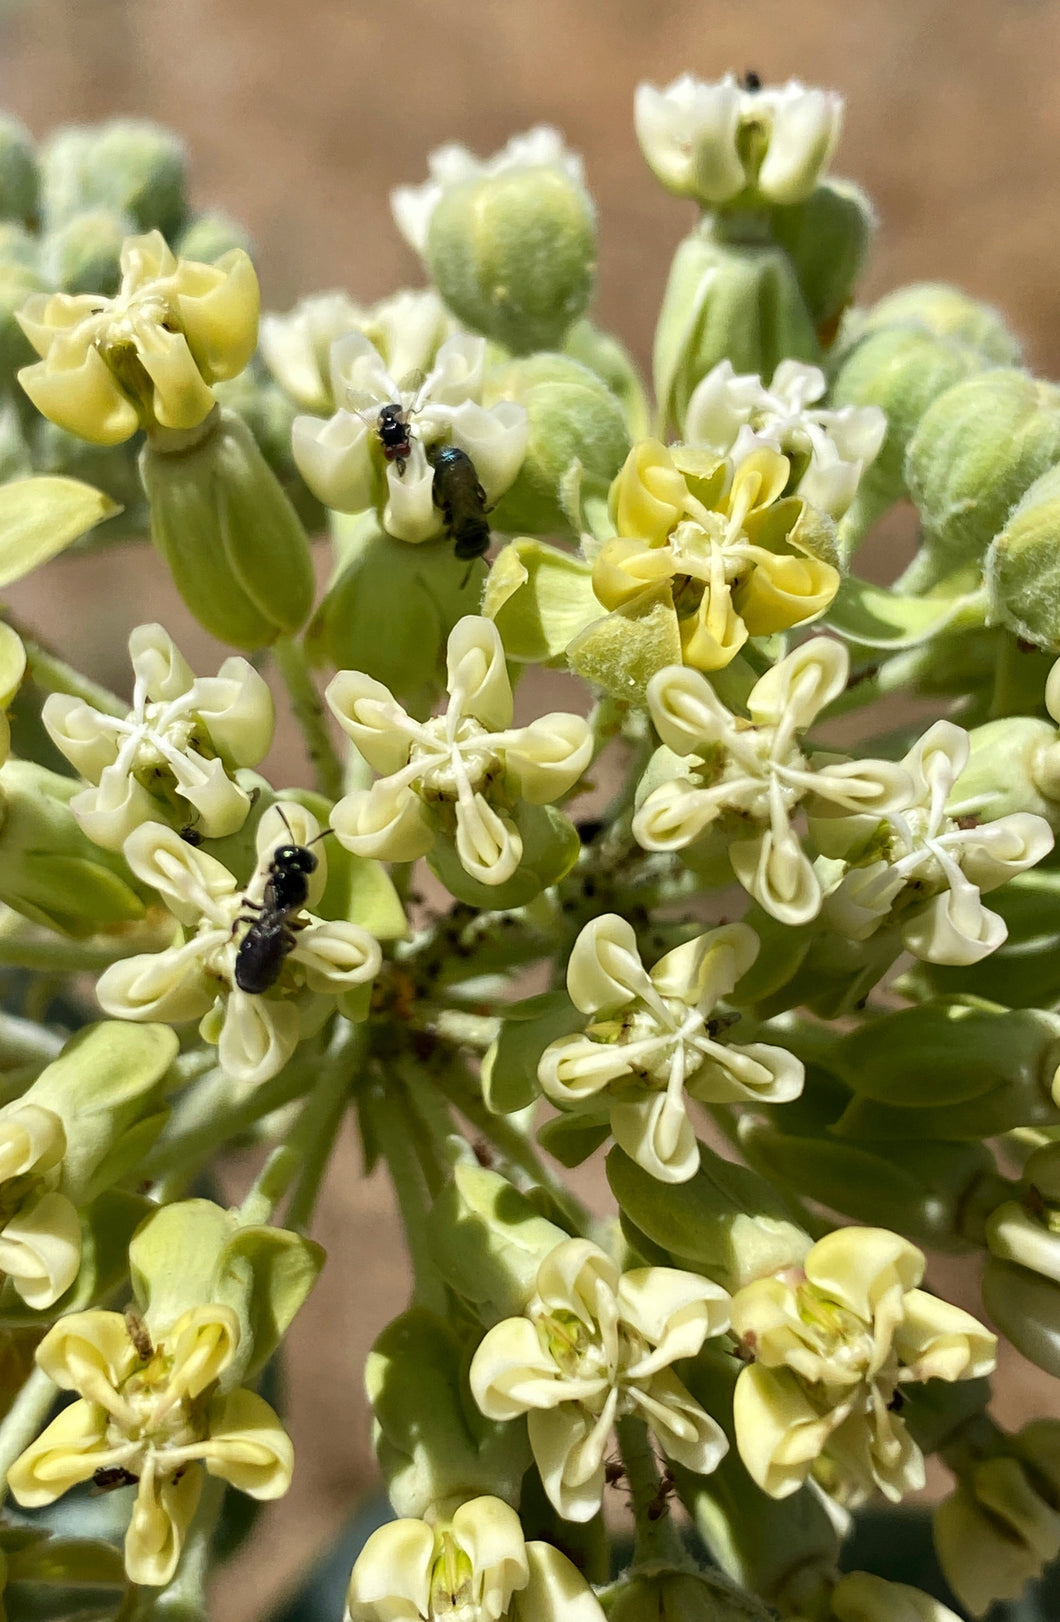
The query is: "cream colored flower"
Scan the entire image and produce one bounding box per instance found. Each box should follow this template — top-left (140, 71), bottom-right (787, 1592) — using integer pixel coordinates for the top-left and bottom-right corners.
top-left (95, 803), bottom-right (381, 1087)
top-left (42, 623), bottom-right (273, 852)
top-left (8, 1305), bottom-right (292, 1587)
top-left (17, 229), bottom-right (259, 444)
top-left (539, 915), bottom-right (802, 1183)
top-left (633, 639), bottom-right (910, 923)
top-left (683, 359), bottom-right (886, 520)
top-left (634, 73), bottom-right (843, 207)
top-left (0, 1100), bottom-right (80, 1309)
top-left (730, 1227), bottom-right (996, 1503)
top-left (391, 126), bottom-right (588, 256)
top-left (821, 720), bottom-right (1053, 965)
top-left (327, 617), bottom-right (591, 888)
top-left (469, 1236), bottom-right (730, 1521)
top-left (345, 1496), bottom-right (605, 1622)
top-left (292, 330), bottom-right (527, 542)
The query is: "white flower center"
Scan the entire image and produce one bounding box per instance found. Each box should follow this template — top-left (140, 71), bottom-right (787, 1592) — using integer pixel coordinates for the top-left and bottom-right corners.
top-left (407, 715), bottom-right (503, 803)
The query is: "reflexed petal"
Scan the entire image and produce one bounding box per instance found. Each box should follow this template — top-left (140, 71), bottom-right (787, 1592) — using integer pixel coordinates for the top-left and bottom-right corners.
top-left (18, 346), bottom-right (141, 446)
top-left (134, 321), bottom-right (216, 431)
top-left (470, 1316), bottom-right (585, 1420)
top-left (128, 623), bottom-right (194, 702)
top-left (0, 1190), bottom-right (82, 1308)
top-left (686, 1039), bottom-right (805, 1106)
top-left (618, 1267), bottom-right (731, 1361)
top-left (503, 713), bottom-right (592, 804)
top-left (736, 553), bottom-right (839, 637)
top-left (326, 669), bottom-right (413, 776)
top-left (565, 914), bottom-right (651, 1014)
top-left (176, 247), bottom-right (260, 383)
top-left (345, 1518), bottom-right (435, 1621)
top-left (892, 1290), bottom-right (996, 1382)
top-left (201, 1388), bottom-right (294, 1497)
top-left (291, 919), bottom-right (382, 993)
top-left (611, 439), bottom-right (688, 545)
top-left (0, 1099), bottom-right (66, 1179)
top-left (959, 812), bottom-right (1054, 892)
top-left (170, 754), bottom-right (254, 842)
top-left (733, 1362), bottom-right (835, 1497)
top-left (330, 781), bottom-right (434, 863)
top-left (516, 1542), bottom-right (607, 1622)
top-left (535, 1238), bottom-right (621, 1325)
top-left (803, 1228), bottom-right (922, 1323)
top-left (680, 582), bottom-right (749, 671)
top-left (217, 990), bottom-right (301, 1087)
top-left (635, 1366), bottom-right (729, 1474)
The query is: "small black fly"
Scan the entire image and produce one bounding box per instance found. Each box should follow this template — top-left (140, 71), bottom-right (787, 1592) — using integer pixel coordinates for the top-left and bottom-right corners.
top-left (375, 402), bottom-right (414, 474)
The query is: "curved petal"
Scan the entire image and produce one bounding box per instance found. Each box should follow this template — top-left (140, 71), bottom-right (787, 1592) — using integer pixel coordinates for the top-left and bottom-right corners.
top-left (502, 713), bottom-right (592, 805)
top-left (618, 1267), bottom-right (731, 1363)
top-left (451, 1496), bottom-right (529, 1615)
top-left (650, 921), bottom-right (759, 1008)
top-left (201, 1388), bottom-right (294, 1498)
top-left (326, 670), bottom-right (412, 777)
top-left (330, 782), bottom-right (435, 864)
top-left (645, 663), bottom-right (734, 756)
top-left (901, 886), bottom-right (1007, 967)
top-left (216, 990), bottom-right (301, 1087)
top-left (470, 1316), bottom-right (590, 1420)
top-left (124, 1462), bottom-right (202, 1588)
top-left (538, 1034), bottom-right (637, 1103)
top-left (292, 409), bottom-right (376, 512)
top-left (71, 767), bottom-right (161, 853)
top-left (122, 822), bottom-right (238, 925)
top-left (96, 939), bottom-right (218, 1026)
top-left (41, 692), bottom-right (121, 781)
top-left (634, 1367), bottom-right (729, 1475)
top-left (290, 919), bottom-right (382, 993)
top-left (892, 1290), bottom-right (996, 1382)
top-left (516, 1542), bottom-right (607, 1622)
top-left (565, 914), bottom-right (651, 1015)
top-left (453, 794), bottom-right (522, 886)
top-left (191, 656), bottom-right (275, 765)
top-left (7, 1398), bottom-right (111, 1507)
top-left (528, 1396), bottom-right (615, 1522)
top-left (729, 829), bottom-right (822, 924)
top-left (167, 1305), bottom-right (242, 1399)
top-left (610, 1092), bottom-right (700, 1184)
top-left (632, 778), bottom-right (722, 851)
top-left (747, 635), bottom-right (848, 729)
top-left (345, 1518), bottom-right (436, 1622)
top-left (446, 398), bottom-right (529, 502)
top-left (732, 1362), bottom-right (834, 1498)
top-left (804, 1228), bottom-right (923, 1323)
top-left (0, 1190), bottom-right (82, 1309)
top-left (446, 616), bottom-right (512, 731)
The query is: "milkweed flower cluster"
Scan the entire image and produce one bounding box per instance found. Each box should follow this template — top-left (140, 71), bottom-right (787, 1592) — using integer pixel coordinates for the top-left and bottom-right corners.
top-left (0, 68), bottom-right (1058, 1622)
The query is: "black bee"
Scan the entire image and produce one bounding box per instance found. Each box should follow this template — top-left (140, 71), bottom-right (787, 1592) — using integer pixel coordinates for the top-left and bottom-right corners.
top-left (375, 402), bottom-right (414, 475)
top-left (741, 69), bottom-right (762, 91)
top-left (92, 1465), bottom-right (140, 1493)
top-left (233, 814), bottom-right (327, 995)
top-left (429, 445), bottom-right (491, 571)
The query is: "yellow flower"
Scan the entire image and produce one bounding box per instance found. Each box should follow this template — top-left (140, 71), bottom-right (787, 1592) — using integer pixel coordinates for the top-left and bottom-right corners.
top-left (730, 1227), bottom-right (996, 1504)
top-left (597, 440), bottom-right (839, 673)
top-left (8, 1305), bottom-right (292, 1587)
top-left (17, 229), bottom-right (259, 445)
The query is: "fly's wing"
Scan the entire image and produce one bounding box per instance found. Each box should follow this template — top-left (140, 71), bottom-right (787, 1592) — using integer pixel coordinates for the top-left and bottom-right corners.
top-left (397, 369), bottom-right (428, 411)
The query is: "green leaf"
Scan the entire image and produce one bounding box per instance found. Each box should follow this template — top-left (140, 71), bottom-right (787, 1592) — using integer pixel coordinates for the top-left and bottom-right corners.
top-left (536, 1110), bottom-right (610, 1168)
top-left (826, 573), bottom-right (987, 649)
top-left (0, 477), bottom-right (120, 587)
top-left (481, 990), bottom-right (582, 1115)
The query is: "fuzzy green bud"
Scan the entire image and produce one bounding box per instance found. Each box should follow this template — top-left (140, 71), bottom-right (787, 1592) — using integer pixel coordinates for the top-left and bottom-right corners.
top-left (484, 353), bottom-right (631, 535)
top-left (39, 206), bottom-right (129, 296)
top-left (562, 317), bottom-right (650, 438)
top-left (139, 406), bottom-right (315, 649)
top-left (0, 758), bottom-right (147, 936)
top-left (829, 323), bottom-right (986, 542)
top-left (906, 370), bottom-right (1060, 573)
top-left (653, 220), bottom-right (819, 435)
top-left (397, 132), bottom-right (596, 354)
top-left (986, 461), bottom-right (1060, 650)
top-left (175, 211), bottom-right (253, 264)
top-left (0, 115), bottom-right (39, 226)
top-left (429, 1160), bottom-right (569, 1323)
top-left (607, 1144), bottom-right (810, 1294)
top-left (954, 715), bottom-right (1060, 828)
top-left (40, 120), bottom-right (187, 238)
top-left (862, 281), bottom-right (1022, 366)
top-left (308, 513), bottom-right (485, 700)
top-left (366, 1307), bottom-right (529, 1518)
top-left (602, 1564), bottom-right (773, 1621)
top-left (767, 178), bottom-right (875, 338)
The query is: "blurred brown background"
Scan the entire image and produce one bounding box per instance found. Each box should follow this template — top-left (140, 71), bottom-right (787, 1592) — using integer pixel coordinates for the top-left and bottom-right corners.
top-left (2, 1), bottom-right (1060, 1615)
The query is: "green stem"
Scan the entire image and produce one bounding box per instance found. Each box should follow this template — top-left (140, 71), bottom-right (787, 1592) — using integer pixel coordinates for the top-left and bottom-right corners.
top-left (271, 634), bottom-right (344, 802)
top-left (615, 1413), bottom-right (685, 1567)
top-left (367, 1073), bottom-right (447, 1315)
top-left (0, 933), bottom-right (137, 973)
top-left (0, 1364), bottom-right (56, 1509)
top-left (142, 1052), bottom-right (317, 1180)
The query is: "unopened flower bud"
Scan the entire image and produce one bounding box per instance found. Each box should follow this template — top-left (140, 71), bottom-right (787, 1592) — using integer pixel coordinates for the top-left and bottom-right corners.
top-left (394, 128), bottom-right (596, 354)
top-left (484, 353), bottom-right (631, 535)
top-left (139, 406), bottom-right (315, 648)
top-left (562, 317), bottom-right (651, 438)
top-left (767, 178), bottom-right (876, 338)
top-left (40, 120), bottom-right (187, 238)
top-left (862, 281), bottom-right (1022, 366)
top-left (986, 461), bottom-right (1060, 650)
top-left (831, 1573), bottom-right (963, 1622)
top-left (0, 758), bottom-right (147, 936)
top-left (829, 322), bottom-right (985, 542)
top-left (982, 1255), bottom-right (1060, 1378)
top-left (907, 370), bottom-right (1060, 573)
top-left (954, 714), bottom-right (1060, 828)
top-left (174, 211), bottom-right (253, 264)
top-left (429, 1161), bottom-right (570, 1322)
top-left (39, 206), bottom-right (129, 295)
top-left (603, 1563), bottom-right (773, 1621)
top-left (653, 221), bottom-right (819, 435)
top-left (0, 115), bottom-right (39, 226)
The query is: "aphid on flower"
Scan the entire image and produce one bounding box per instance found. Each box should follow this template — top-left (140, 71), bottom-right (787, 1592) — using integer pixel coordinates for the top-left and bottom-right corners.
top-left (429, 443), bottom-right (491, 579)
top-left (233, 809), bottom-right (330, 995)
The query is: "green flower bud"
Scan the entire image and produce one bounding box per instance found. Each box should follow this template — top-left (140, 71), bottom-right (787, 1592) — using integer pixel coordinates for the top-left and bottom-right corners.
top-left (829, 323), bottom-right (986, 551)
top-left (906, 370), bottom-right (1060, 573)
top-left (862, 281), bottom-right (1022, 366)
top-left (0, 220), bottom-right (38, 270)
top-left (738, 1116), bottom-right (1003, 1252)
top-left (129, 1197), bottom-right (323, 1385)
top-left (213, 365), bottom-right (325, 531)
top-left (139, 406), bottom-right (315, 649)
top-left (986, 461), bottom-right (1060, 650)
top-left (308, 513), bottom-right (485, 700)
top-left (954, 715), bottom-right (1060, 828)
top-left (0, 758), bottom-right (147, 936)
top-left (607, 1143), bottom-right (810, 1295)
top-left (41, 119), bottom-right (188, 238)
top-left (483, 354), bottom-right (631, 536)
top-left (982, 1256), bottom-right (1060, 1377)
top-left (39, 205), bottom-right (130, 295)
top-left (563, 317), bottom-right (651, 439)
top-left (767, 177), bottom-right (876, 339)
top-left (429, 1160), bottom-right (570, 1322)
top-left (602, 1563), bottom-right (773, 1621)
top-left (0, 115), bottom-right (39, 226)
top-left (653, 220), bottom-right (819, 435)
top-left (175, 211), bottom-right (253, 264)
top-left (396, 131), bottom-right (596, 353)
top-left (366, 1307), bottom-right (529, 1518)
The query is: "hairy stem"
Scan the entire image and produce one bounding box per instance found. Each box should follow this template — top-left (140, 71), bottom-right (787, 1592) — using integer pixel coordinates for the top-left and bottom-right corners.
top-left (615, 1412), bottom-right (685, 1567)
top-left (271, 633), bottom-right (345, 802)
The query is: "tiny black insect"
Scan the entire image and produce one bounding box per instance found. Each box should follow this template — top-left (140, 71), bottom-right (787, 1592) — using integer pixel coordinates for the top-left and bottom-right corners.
top-left (233, 812), bottom-right (328, 996)
top-left (92, 1465), bottom-right (140, 1492)
top-left (375, 402), bottom-right (414, 475)
top-left (741, 69), bottom-right (762, 91)
top-left (180, 825), bottom-right (204, 847)
top-left (429, 444), bottom-right (491, 574)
